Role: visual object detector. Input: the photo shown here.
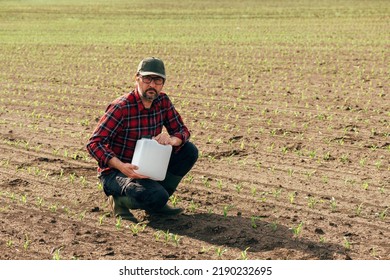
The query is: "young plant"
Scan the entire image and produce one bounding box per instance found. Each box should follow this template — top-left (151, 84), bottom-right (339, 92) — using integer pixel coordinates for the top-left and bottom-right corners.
top-left (215, 247), bottom-right (227, 258)
top-left (223, 205), bottom-right (233, 218)
top-left (23, 234), bottom-right (31, 251)
top-left (129, 223), bottom-right (147, 236)
top-left (171, 234), bottom-right (181, 247)
top-left (115, 216), bottom-right (122, 230)
top-left (292, 222), bottom-right (304, 238)
top-left (379, 208), bottom-right (388, 220)
top-left (52, 249), bottom-right (61, 260)
top-left (330, 197), bottom-right (337, 212)
top-left (169, 195), bottom-right (180, 207)
top-left (355, 203), bottom-right (363, 216)
top-left (240, 247), bottom-right (250, 260)
top-left (343, 237), bottom-right (351, 250)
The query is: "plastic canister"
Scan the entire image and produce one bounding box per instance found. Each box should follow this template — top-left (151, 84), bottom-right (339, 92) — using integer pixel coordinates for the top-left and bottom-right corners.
top-left (131, 138), bottom-right (172, 181)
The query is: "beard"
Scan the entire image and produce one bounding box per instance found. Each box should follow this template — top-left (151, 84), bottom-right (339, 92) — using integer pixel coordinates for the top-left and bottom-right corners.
top-left (138, 85), bottom-right (158, 101)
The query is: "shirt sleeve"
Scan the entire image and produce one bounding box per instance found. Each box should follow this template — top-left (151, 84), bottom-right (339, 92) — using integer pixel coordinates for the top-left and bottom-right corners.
top-left (86, 102), bottom-right (123, 169)
top-left (162, 95), bottom-right (191, 149)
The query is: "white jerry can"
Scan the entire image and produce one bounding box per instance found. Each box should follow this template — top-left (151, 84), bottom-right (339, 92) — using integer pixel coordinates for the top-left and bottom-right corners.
top-left (131, 138), bottom-right (172, 181)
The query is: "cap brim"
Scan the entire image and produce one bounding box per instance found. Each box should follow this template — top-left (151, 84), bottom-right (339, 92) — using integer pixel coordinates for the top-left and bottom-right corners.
top-left (139, 71), bottom-right (166, 79)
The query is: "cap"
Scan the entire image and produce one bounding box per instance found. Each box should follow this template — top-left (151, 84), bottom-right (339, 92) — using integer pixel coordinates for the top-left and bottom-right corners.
top-left (137, 57), bottom-right (166, 79)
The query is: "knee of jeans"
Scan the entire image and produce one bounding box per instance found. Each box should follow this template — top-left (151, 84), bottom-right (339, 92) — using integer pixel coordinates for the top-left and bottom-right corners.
top-left (187, 142), bottom-right (199, 163)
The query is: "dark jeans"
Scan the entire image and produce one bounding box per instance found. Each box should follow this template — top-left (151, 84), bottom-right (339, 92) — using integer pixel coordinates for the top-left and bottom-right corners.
top-left (99, 141), bottom-right (198, 210)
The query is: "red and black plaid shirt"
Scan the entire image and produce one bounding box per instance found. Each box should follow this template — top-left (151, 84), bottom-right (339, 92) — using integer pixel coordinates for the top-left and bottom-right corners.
top-left (86, 89), bottom-right (190, 174)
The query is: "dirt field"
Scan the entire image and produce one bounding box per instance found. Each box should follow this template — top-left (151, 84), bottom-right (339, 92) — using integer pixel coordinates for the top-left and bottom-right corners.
top-left (0, 1), bottom-right (389, 260)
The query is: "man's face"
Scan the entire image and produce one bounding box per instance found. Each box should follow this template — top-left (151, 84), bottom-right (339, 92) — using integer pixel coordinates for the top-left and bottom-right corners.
top-left (136, 75), bottom-right (165, 102)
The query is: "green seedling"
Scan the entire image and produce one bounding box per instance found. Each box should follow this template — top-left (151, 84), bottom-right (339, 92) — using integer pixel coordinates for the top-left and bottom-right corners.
top-left (235, 183), bottom-right (243, 194)
top-left (129, 223), bottom-right (147, 236)
top-left (330, 197), bottom-right (337, 212)
top-left (169, 195), bottom-right (180, 207)
top-left (115, 216), bottom-right (122, 230)
top-left (216, 179), bottom-right (223, 190)
top-left (188, 200), bottom-right (198, 213)
top-left (23, 234), bottom-right (31, 251)
top-left (223, 205), bottom-right (233, 218)
top-left (270, 222), bottom-right (278, 232)
top-left (79, 210), bottom-right (86, 221)
top-left (6, 240), bottom-right (14, 247)
top-left (288, 192), bottom-right (296, 204)
top-left (379, 208), bottom-right (388, 220)
top-left (250, 216), bottom-right (261, 229)
top-left (171, 234), bottom-right (181, 247)
top-left (240, 247), bottom-right (250, 260)
top-left (292, 222), bottom-right (304, 237)
top-left (98, 213), bottom-right (109, 225)
top-left (52, 249), bottom-right (61, 260)
top-left (215, 247), bottom-right (227, 258)
top-left (343, 237), bottom-right (351, 250)
top-left (356, 203), bottom-right (363, 216)
top-left (49, 204), bottom-right (57, 212)
top-left (307, 197), bottom-right (318, 209)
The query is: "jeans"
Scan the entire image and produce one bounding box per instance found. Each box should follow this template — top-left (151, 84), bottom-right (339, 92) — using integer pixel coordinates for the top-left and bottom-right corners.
top-left (99, 141), bottom-right (198, 210)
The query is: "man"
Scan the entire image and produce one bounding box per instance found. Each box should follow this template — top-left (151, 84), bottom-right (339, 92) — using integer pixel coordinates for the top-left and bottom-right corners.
top-left (86, 57), bottom-right (198, 221)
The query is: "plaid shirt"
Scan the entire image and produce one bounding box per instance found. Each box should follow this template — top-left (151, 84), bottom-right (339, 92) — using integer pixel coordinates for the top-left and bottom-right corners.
top-left (86, 89), bottom-right (190, 174)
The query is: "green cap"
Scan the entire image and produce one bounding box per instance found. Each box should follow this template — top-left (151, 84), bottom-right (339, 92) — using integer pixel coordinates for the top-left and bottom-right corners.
top-left (137, 57), bottom-right (166, 79)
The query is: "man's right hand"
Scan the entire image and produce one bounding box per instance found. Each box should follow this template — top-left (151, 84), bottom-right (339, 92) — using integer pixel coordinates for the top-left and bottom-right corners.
top-left (108, 157), bottom-right (149, 179)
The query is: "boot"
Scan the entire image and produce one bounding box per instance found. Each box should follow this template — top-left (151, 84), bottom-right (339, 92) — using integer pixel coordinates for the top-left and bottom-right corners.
top-left (147, 204), bottom-right (184, 216)
top-left (108, 195), bottom-right (137, 222)
top-left (160, 172), bottom-right (183, 196)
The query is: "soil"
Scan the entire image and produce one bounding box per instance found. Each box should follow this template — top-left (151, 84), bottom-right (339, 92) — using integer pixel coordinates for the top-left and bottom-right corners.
top-left (0, 46), bottom-right (389, 261)
top-left (1, 89), bottom-right (389, 261)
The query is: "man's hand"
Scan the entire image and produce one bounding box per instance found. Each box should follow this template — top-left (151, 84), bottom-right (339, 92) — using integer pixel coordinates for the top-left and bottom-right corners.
top-left (108, 157), bottom-right (149, 179)
top-left (153, 133), bottom-right (182, 146)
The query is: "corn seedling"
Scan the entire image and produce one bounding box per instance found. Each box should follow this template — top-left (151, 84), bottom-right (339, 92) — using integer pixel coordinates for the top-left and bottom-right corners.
top-left (343, 237), bottom-right (351, 250)
top-left (171, 234), bottom-right (181, 247)
top-left (79, 210), bottom-right (86, 221)
top-left (169, 195), bottom-right (180, 207)
top-left (362, 181), bottom-right (369, 190)
top-left (288, 192), bottom-right (296, 204)
top-left (215, 247), bottom-right (227, 258)
top-left (129, 223), bottom-right (147, 236)
top-left (223, 205), bottom-right (233, 218)
top-left (355, 203), bottom-right (363, 216)
top-left (250, 216), bottom-right (261, 229)
top-left (49, 204), bottom-right (57, 212)
top-left (6, 240), bottom-right (14, 247)
top-left (307, 197), bottom-right (318, 209)
top-left (330, 197), bottom-right (337, 212)
top-left (200, 245), bottom-right (213, 253)
top-left (379, 208), bottom-right (388, 220)
top-left (98, 213), bottom-right (109, 226)
top-left (240, 247), bottom-right (250, 260)
top-left (23, 234), bottom-right (31, 251)
top-left (52, 249), bottom-right (61, 260)
top-left (188, 200), bottom-right (198, 213)
top-left (235, 183), bottom-right (243, 194)
top-left (162, 230), bottom-right (171, 244)
top-left (115, 216), bottom-right (122, 230)
top-left (216, 179), bottom-right (223, 190)
top-left (270, 221), bottom-right (278, 232)
top-left (292, 222), bottom-right (304, 238)
top-left (272, 188), bottom-right (282, 199)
